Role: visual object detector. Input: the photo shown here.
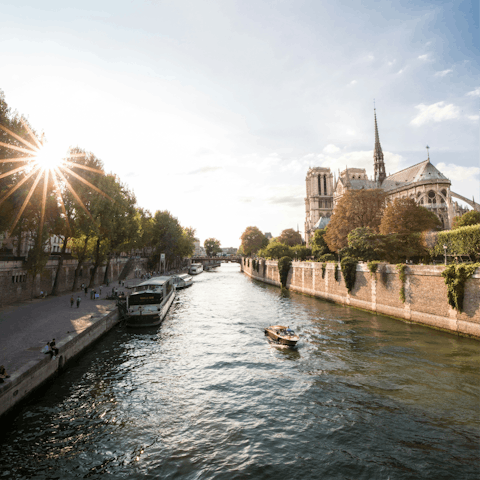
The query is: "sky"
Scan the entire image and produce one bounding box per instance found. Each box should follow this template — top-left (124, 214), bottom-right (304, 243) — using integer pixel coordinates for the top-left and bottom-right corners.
top-left (0, 0), bottom-right (478, 247)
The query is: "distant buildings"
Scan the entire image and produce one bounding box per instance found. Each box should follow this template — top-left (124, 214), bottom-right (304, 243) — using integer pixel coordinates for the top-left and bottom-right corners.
top-left (304, 109), bottom-right (477, 245)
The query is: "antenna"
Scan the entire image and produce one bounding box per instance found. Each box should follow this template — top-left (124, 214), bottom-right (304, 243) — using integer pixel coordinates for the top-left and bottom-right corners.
top-left (426, 145), bottom-right (430, 160)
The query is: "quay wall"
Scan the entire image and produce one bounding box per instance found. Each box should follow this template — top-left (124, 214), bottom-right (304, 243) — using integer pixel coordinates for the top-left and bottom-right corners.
top-left (0, 308), bottom-right (120, 419)
top-left (241, 259), bottom-right (480, 339)
top-left (0, 257), bottom-right (145, 307)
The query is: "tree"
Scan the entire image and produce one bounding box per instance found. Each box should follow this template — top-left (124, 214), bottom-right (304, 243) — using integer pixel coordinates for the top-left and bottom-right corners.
top-left (240, 226), bottom-right (269, 256)
top-left (204, 238), bottom-right (221, 256)
top-left (258, 240), bottom-right (293, 259)
top-left (291, 245), bottom-right (311, 260)
top-left (310, 228), bottom-right (332, 258)
top-left (325, 189), bottom-right (387, 252)
top-left (380, 197), bottom-right (441, 235)
top-left (277, 228), bottom-right (303, 246)
top-left (452, 210), bottom-right (480, 229)
top-left (340, 227), bottom-right (382, 261)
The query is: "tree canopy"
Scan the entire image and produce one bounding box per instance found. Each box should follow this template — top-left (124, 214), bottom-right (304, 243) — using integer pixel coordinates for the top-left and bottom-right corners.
top-left (277, 228), bottom-right (303, 246)
top-left (240, 226), bottom-right (269, 256)
top-left (204, 238), bottom-right (221, 256)
top-left (325, 189), bottom-right (387, 252)
top-left (452, 210), bottom-right (480, 229)
top-left (310, 228), bottom-right (332, 258)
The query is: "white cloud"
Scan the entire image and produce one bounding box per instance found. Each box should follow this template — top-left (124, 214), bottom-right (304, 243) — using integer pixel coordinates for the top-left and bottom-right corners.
top-left (468, 115), bottom-right (479, 121)
top-left (410, 102), bottom-right (460, 126)
top-left (434, 69), bottom-right (452, 77)
top-left (466, 87), bottom-right (480, 97)
top-left (436, 163), bottom-right (480, 181)
top-left (418, 54), bottom-right (429, 61)
top-left (347, 80), bottom-right (357, 86)
top-left (387, 60), bottom-right (396, 66)
top-left (397, 68), bottom-right (405, 75)
top-left (323, 144), bottom-right (340, 154)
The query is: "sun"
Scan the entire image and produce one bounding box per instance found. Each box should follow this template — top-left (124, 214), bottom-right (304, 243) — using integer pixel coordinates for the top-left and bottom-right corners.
top-left (0, 119), bottom-right (110, 242)
top-left (32, 141), bottom-right (66, 171)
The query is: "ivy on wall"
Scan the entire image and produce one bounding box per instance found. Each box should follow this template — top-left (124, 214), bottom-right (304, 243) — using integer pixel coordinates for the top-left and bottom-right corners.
top-left (441, 263), bottom-right (480, 312)
top-left (368, 261), bottom-right (381, 276)
top-left (321, 263), bottom-right (326, 279)
top-left (340, 257), bottom-right (358, 293)
top-left (278, 256), bottom-right (292, 287)
top-left (396, 264), bottom-right (407, 303)
top-left (334, 262), bottom-right (339, 282)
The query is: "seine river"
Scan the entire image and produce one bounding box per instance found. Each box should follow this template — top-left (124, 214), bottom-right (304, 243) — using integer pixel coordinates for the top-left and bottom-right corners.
top-left (1, 263), bottom-right (479, 479)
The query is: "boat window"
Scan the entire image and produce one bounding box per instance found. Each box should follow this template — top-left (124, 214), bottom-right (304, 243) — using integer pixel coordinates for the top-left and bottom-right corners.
top-left (129, 293), bottom-right (163, 306)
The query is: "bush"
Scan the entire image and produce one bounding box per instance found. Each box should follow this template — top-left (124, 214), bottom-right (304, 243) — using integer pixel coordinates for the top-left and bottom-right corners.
top-left (321, 263), bottom-right (326, 279)
top-left (340, 257), bottom-right (358, 293)
top-left (292, 245), bottom-right (311, 261)
top-left (367, 260), bottom-right (381, 275)
top-left (430, 225), bottom-right (480, 260)
top-left (317, 253), bottom-right (336, 262)
top-left (441, 263), bottom-right (480, 312)
top-left (258, 240), bottom-right (294, 260)
top-left (278, 256), bottom-right (292, 287)
top-left (334, 262), bottom-right (339, 281)
top-left (396, 264), bottom-right (407, 303)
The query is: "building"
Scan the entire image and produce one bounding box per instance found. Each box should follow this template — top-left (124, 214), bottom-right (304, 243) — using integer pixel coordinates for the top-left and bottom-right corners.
top-left (193, 239), bottom-right (205, 257)
top-left (304, 109), bottom-right (478, 245)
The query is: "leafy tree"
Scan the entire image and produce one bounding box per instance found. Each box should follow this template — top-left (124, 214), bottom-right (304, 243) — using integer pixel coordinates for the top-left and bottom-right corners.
top-left (452, 210), bottom-right (480, 229)
top-left (325, 189), bottom-right (387, 252)
top-left (291, 245), bottom-right (311, 260)
top-left (240, 226), bottom-right (268, 256)
top-left (277, 228), bottom-right (303, 246)
top-left (204, 237), bottom-right (221, 256)
top-left (380, 197), bottom-right (441, 235)
top-left (340, 227), bottom-right (382, 261)
top-left (310, 228), bottom-right (332, 258)
top-left (258, 239), bottom-right (293, 259)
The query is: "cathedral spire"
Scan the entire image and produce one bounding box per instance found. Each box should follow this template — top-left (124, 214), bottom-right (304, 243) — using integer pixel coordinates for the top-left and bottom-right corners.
top-left (373, 107), bottom-right (386, 184)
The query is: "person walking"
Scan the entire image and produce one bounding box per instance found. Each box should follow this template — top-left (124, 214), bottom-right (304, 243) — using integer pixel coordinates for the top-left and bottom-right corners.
top-left (70, 295), bottom-right (74, 308)
top-left (76, 296), bottom-right (81, 308)
top-left (99, 285), bottom-right (102, 296)
top-left (84, 285), bottom-right (88, 297)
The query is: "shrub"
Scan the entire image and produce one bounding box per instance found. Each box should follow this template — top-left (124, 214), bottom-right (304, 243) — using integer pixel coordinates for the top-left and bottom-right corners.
top-left (441, 263), bottom-right (480, 312)
top-left (317, 253), bottom-right (336, 262)
top-left (396, 264), bottom-right (407, 303)
top-left (321, 263), bottom-right (326, 279)
top-left (431, 225), bottom-right (480, 260)
top-left (278, 256), bottom-right (292, 287)
top-left (252, 259), bottom-right (257, 271)
top-left (334, 262), bottom-right (340, 281)
top-left (367, 260), bottom-right (381, 275)
top-left (341, 257), bottom-right (358, 293)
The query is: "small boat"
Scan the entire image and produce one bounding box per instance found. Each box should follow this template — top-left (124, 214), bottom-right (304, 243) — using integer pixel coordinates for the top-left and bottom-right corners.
top-left (264, 325), bottom-right (299, 347)
top-left (171, 273), bottom-right (193, 289)
top-left (126, 277), bottom-right (175, 327)
top-left (189, 263), bottom-right (204, 275)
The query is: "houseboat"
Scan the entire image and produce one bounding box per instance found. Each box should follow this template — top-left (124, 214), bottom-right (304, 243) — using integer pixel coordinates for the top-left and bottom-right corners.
top-left (126, 277), bottom-right (175, 327)
top-left (189, 263), bottom-right (204, 275)
top-left (171, 273), bottom-right (193, 289)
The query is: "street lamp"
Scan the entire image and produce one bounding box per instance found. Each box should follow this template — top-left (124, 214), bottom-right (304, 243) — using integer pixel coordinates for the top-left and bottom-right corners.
top-left (443, 244), bottom-right (447, 265)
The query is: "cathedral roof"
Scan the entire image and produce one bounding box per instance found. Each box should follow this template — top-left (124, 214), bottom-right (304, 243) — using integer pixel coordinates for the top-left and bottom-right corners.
top-left (314, 216), bottom-right (331, 229)
top-left (382, 159), bottom-right (450, 191)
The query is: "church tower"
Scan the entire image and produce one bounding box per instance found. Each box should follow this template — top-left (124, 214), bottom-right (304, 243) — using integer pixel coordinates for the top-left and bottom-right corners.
top-left (373, 108), bottom-right (386, 184)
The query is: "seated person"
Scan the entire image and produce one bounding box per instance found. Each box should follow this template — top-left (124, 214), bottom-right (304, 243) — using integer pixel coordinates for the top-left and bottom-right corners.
top-left (0, 365), bottom-right (10, 383)
top-left (286, 326), bottom-right (295, 335)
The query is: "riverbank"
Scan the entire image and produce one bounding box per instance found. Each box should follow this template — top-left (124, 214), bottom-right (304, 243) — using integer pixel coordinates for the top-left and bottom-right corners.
top-left (0, 278), bottom-right (144, 419)
top-left (241, 259), bottom-right (480, 339)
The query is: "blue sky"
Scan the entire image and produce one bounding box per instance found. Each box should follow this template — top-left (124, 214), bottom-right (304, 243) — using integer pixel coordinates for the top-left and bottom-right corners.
top-left (1, 0), bottom-right (478, 246)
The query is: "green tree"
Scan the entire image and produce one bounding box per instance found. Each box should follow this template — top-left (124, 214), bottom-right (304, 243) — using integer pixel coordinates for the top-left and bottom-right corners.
top-left (204, 237), bottom-right (221, 256)
top-left (325, 189), bottom-right (387, 252)
top-left (258, 239), bottom-right (293, 259)
top-left (291, 245), bottom-right (311, 260)
top-left (240, 226), bottom-right (268, 256)
top-left (341, 227), bottom-right (382, 261)
top-left (452, 210), bottom-right (480, 229)
top-left (310, 228), bottom-right (332, 258)
top-left (277, 228), bottom-right (303, 246)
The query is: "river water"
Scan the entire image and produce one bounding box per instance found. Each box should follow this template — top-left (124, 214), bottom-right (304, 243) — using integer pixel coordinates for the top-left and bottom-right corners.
top-left (1, 263), bottom-right (479, 479)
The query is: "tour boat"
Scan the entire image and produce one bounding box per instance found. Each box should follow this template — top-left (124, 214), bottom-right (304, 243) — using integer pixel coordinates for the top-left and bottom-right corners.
top-left (264, 325), bottom-right (299, 347)
top-left (171, 273), bottom-right (193, 289)
top-left (126, 277), bottom-right (175, 327)
top-left (189, 263), bottom-right (204, 275)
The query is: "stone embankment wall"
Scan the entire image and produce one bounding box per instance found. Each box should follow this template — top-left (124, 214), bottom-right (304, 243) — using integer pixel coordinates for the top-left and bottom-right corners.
top-left (241, 259), bottom-right (480, 338)
top-left (0, 257), bottom-right (146, 307)
top-left (0, 309), bottom-right (120, 418)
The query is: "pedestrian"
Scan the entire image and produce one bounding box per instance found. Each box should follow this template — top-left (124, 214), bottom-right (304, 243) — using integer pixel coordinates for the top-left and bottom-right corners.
top-left (42, 342), bottom-right (54, 359)
top-left (81, 283), bottom-right (85, 292)
top-left (90, 289), bottom-right (94, 300)
top-left (84, 285), bottom-right (88, 297)
top-left (70, 295), bottom-right (74, 308)
top-left (76, 296), bottom-right (81, 308)
top-left (99, 285), bottom-right (102, 296)
top-left (50, 338), bottom-right (59, 358)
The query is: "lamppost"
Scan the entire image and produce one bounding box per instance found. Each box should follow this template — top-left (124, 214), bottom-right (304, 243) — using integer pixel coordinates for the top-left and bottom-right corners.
top-left (443, 244), bottom-right (447, 265)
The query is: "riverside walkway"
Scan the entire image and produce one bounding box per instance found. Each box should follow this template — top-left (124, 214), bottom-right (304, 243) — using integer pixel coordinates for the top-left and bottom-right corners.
top-left (0, 279), bottom-right (139, 379)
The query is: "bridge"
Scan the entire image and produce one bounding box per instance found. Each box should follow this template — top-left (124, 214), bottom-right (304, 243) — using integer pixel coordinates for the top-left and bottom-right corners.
top-left (191, 256), bottom-right (242, 267)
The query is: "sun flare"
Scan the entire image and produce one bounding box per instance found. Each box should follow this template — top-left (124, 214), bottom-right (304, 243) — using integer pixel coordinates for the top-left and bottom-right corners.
top-left (33, 142), bottom-right (66, 171)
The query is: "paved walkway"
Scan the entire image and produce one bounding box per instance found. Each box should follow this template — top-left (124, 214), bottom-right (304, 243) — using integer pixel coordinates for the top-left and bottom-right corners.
top-left (0, 279), bottom-right (141, 376)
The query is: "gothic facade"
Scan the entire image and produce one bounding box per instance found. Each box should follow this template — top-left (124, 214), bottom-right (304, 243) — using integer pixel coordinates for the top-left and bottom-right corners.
top-left (304, 110), bottom-right (478, 245)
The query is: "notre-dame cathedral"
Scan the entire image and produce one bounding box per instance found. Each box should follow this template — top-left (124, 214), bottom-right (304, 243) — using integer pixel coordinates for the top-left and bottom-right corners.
top-left (304, 110), bottom-right (478, 245)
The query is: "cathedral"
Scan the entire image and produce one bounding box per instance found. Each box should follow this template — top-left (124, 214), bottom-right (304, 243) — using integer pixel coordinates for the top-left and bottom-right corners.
top-left (304, 110), bottom-right (478, 245)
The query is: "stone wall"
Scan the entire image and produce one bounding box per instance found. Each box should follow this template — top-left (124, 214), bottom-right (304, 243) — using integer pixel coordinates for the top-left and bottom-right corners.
top-left (0, 257), bottom-right (145, 307)
top-left (241, 259), bottom-right (480, 339)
